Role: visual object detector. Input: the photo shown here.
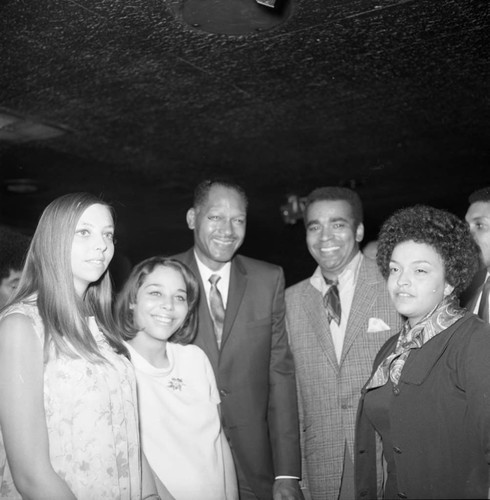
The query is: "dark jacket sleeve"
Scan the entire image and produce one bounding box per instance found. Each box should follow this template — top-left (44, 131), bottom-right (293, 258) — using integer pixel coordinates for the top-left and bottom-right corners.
top-left (354, 335), bottom-right (399, 499)
top-left (458, 319), bottom-right (490, 465)
top-left (268, 267), bottom-right (301, 477)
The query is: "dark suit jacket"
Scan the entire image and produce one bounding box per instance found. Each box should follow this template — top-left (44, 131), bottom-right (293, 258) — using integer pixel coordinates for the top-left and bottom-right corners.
top-left (174, 249), bottom-right (301, 500)
top-left (460, 268), bottom-right (487, 312)
top-left (355, 313), bottom-right (490, 499)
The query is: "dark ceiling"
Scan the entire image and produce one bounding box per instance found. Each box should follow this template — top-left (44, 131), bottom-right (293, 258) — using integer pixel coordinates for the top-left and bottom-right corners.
top-left (0, 0), bottom-right (488, 286)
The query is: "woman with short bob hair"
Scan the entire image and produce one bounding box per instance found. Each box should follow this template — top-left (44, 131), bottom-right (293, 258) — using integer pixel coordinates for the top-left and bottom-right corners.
top-left (355, 205), bottom-right (490, 499)
top-left (116, 256), bottom-right (199, 346)
top-left (115, 256), bottom-right (238, 500)
top-left (0, 193), bottom-right (157, 499)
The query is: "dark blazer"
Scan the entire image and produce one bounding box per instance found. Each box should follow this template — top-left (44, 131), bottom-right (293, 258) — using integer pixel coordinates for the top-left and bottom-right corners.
top-left (355, 313), bottom-right (490, 499)
top-left (174, 249), bottom-right (301, 500)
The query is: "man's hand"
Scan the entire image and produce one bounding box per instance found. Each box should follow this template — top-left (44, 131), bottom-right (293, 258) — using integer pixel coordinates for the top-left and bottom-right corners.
top-left (272, 478), bottom-right (305, 500)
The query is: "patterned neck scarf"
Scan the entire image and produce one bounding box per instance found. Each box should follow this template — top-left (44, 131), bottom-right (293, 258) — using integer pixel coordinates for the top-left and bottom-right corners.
top-left (366, 294), bottom-right (464, 389)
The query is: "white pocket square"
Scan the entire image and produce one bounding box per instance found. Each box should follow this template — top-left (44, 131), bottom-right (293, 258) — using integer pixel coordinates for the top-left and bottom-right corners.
top-left (367, 317), bottom-right (391, 332)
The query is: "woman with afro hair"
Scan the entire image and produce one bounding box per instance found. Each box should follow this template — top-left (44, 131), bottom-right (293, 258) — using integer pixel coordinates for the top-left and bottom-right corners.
top-left (355, 205), bottom-right (490, 499)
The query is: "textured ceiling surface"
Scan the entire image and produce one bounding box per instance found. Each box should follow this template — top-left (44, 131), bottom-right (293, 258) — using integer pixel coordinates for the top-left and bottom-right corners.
top-left (0, 0), bottom-right (488, 284)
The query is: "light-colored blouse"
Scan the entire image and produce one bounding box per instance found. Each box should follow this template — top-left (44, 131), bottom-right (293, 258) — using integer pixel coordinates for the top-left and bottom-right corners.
top-left (127, 341), bottom-right (238, 500)
top-left (0, 301), bottom-right (141, 499)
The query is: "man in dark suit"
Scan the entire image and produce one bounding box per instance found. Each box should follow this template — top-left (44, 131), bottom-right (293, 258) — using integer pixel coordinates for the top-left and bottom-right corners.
top-left (462, 186), bottom-right (490, 322)
top-left (174, 179), bottom-right (302, 500)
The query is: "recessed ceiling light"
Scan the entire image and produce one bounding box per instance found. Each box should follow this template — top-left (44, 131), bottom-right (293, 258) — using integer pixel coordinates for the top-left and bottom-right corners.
top-left (0, 108), bottom-right (69, 143)
top-left (179, 0), bottom-right (294, 36)
top-left (3, 178), bottom-right (41, 194)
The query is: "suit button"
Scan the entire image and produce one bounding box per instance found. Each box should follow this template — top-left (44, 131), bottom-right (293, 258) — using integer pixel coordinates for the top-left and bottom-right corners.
top-left (219, 389), bottom-right (229, 398)
top-left (393, 446), bottom-right (402, 454)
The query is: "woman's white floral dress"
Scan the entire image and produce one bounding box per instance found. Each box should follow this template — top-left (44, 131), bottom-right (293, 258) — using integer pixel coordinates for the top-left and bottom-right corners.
top-left (0, 302), bottom-right (141, 499)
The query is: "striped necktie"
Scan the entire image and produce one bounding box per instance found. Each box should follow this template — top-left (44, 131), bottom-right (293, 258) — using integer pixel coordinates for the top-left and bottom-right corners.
top-left (323, 277), bottom-right (341, 325)
top-left (209, 274), bottom-right (225, 347)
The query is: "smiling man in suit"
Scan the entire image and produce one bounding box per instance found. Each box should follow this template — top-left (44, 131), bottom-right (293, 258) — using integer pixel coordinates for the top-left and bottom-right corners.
top-left (462, 186), bottom-right (490, 322)
top-left (285, 187), bottom-right (402, 500)
top-left (174, 179), bottom-right (302, 500)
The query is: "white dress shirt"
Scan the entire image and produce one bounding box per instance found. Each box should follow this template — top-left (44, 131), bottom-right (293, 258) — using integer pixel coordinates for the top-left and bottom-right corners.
top-left (194, 252), bottom-right (231, 309)
top-left (472, 271), bottom-right (490, 315)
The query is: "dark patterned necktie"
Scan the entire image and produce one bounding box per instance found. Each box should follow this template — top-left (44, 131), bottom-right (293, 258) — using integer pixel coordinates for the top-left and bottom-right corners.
top-left (209, 274), bottom-right (225, 347)
top-left (478, 277), bottom-right (490, 323)
top-left (323, 277), bottom-right (341, 325)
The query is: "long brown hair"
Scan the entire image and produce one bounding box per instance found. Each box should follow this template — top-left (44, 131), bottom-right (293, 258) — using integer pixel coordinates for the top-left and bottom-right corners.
top-left (11, 192), bottom-right (128, 361)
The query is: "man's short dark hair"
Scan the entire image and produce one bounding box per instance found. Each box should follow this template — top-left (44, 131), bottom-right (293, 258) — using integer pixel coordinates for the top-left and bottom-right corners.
top-left (193, 178), bottom-right (248, 210)
top-left (468, 187), bottom-right (490, 205)
top-left (304, 187), bottom-right (363, 227)
top-left (0, 227), bottom-right (31, 281)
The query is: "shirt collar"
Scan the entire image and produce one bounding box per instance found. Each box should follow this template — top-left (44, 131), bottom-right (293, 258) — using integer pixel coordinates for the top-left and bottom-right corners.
top-left (310, 251), bottom-right (363, 294)
top-left (193, 250), bottom-right (231, 285)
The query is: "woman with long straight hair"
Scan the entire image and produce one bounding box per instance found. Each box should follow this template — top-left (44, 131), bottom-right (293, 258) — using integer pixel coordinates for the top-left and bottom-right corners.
top-left (0, 193), bottom-right (158, 499)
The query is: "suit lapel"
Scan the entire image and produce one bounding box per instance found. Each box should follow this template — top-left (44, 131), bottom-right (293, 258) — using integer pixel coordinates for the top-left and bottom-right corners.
top-left (461, 268), bottom-right (486, 312)
top-left (400, 314), bottom-right (471, 385)
top-left (340, 258), bottom-right (377, 365)
top-left (302, 283), bottom-right (339, 369)
top-left (466, 293), bottom-right (478, 314)
top-left (180, 249), bottom-right (220, 365)
top-left (221, 257), bottom-right (247, 349)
